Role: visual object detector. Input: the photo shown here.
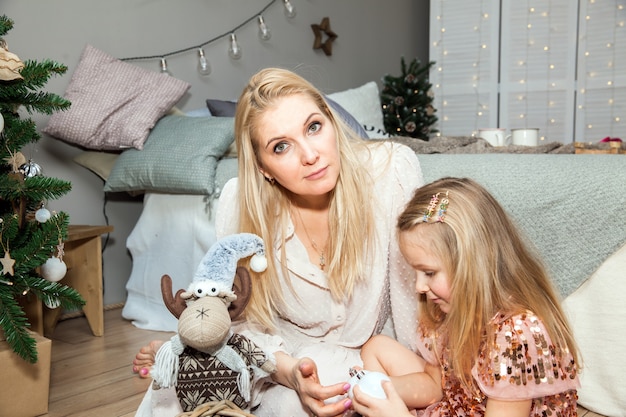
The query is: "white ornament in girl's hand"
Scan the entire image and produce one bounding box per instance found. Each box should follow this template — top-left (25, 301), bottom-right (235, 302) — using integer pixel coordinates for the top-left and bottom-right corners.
top-left (41, 257), bottom-right (67, 282)
top-left (347, 368), bottom-right (390, 399)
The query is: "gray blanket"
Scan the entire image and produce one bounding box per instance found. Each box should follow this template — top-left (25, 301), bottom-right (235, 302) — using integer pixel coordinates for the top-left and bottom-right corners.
top-left (417, 153), bottom-right (625, 297)
top-left (215, 137), bottom-right (626, 297)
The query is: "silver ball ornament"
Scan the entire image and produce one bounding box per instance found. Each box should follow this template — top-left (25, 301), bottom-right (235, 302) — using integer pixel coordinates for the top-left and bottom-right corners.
top-left (19, 160), bottom-right (43, 177)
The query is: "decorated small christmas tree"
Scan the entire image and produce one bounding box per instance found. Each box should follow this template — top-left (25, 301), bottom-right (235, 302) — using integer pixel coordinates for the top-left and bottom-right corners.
top-left (380, 57), bottom-right (438, 140)
top-left (0, 15), bottom-right (84, 363)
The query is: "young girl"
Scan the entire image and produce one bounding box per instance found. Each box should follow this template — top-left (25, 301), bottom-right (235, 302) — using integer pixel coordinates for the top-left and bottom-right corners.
top-left (351, 177), bottom-right (580, 417)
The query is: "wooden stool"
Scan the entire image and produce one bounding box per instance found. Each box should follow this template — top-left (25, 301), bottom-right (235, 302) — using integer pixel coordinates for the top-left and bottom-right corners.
top-left (25, 225), bottom-right (113, 337)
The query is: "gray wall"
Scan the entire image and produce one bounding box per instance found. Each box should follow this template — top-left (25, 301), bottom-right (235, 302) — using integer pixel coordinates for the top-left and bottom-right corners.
top-left (2, 0), bottom-right (429, 306)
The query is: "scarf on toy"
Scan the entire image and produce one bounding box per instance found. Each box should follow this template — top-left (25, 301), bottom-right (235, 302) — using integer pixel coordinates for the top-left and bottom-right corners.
top-left (151, 331), bottom-right (252, 402)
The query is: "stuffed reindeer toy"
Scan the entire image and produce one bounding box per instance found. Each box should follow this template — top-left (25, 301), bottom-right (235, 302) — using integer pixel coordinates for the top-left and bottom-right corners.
top-left (150, 233), bottom-right (277, 413)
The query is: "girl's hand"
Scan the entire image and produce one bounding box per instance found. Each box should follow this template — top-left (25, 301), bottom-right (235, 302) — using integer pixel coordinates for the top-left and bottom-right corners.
top-left (290, 357), bottom-right (352, 417)
top-left (351, 380), bottom-right (413, 417)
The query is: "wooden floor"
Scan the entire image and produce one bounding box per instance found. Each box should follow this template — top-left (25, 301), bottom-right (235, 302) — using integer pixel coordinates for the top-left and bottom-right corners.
top-left (43, 308), bottom-right (174, 417)
top-left (42, 307), bottom-right (604, 417)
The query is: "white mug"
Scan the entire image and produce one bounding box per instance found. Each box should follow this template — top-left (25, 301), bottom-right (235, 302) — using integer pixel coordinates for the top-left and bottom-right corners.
top-left (510, 128), bottom-right (539, 146)
top-left (478, 128), bottom-right (510, 147)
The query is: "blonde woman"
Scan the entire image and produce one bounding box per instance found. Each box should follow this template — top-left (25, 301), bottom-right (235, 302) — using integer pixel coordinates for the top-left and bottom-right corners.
top-left (134, 68), bottom-right (424, 417)
top-left (351, 177), bottom-right (580, 417)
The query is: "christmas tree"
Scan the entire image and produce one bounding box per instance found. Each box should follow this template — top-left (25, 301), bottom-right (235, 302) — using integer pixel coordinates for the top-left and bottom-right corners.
top-left (0, 15), bottom-right (84, 363)
top-left (380, 57), bottom-right (438, 140)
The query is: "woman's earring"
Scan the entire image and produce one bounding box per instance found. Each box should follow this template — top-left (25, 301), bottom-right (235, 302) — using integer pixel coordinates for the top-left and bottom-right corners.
top-left (265, 176), bottom-right (275, 185)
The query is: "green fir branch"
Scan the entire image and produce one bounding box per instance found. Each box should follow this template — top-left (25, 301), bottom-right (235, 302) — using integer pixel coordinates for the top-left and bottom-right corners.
top-left (12, 214), bottom-right (69, 276)
top-left (0, 175), bottom-right (71, 202)
top-left (0, 16), bottom-right (14, 37)
top-left (24, 275), bottom-right (85, 310)
top-left (0, 290), bottom-right (38, 363)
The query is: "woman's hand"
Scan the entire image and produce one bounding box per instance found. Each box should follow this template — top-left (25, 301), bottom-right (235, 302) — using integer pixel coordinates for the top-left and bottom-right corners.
top-left (276, 353), bottom-right (352, 416)
top-left (351, 380), bottom-right (413, 417)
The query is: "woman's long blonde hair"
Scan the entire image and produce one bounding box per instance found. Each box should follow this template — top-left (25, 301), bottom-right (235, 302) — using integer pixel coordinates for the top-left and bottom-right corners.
top-left (234, 68), bottom-right (377, 329)
top-left (396, 177), bottom-right (580, 391)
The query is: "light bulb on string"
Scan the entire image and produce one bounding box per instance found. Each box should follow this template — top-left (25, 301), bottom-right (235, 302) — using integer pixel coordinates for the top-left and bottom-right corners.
top-left (283, 0), bottom-right (296, 18)
top-left (228, 33), bottom-right (242, 60)
top-left (197, 48), bottom-right (211, 76)
top-left (258, 15), bottom-right (271, 41)
top-left (159, 58), bottom-right (171, 75)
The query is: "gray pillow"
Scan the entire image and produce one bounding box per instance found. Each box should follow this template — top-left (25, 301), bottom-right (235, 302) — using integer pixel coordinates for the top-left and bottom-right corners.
top-left (206, 99), bottom-right (237, 116)
top-left (104, 115), bottom-right (234, 195)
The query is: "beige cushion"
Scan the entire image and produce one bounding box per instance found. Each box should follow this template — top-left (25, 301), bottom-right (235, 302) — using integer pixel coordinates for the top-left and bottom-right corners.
top-left (44, 44), bottom-right (190, 151)
top-left (73, 151), bottom-right (119, 180)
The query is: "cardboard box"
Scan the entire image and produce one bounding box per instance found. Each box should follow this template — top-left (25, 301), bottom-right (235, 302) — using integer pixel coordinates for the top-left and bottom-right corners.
top-left (0, 330), bottom-right (51, 417)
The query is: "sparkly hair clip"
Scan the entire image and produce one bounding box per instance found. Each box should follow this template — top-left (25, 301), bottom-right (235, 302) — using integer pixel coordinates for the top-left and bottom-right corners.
top-left (422, 191), bottom-right (449, 223)
top-left (436, 191), bottom-right (449, 223)
top-left (423, 192), bottom-right (440, 222)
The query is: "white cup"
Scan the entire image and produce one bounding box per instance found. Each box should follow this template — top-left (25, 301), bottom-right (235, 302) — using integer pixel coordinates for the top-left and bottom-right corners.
top-left (478, 128), bottom-right (510, 147)
top-left (510, 128), bottom-right (539, 146)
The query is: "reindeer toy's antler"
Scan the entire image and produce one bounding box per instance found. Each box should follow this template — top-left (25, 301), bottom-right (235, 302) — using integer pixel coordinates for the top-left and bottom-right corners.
top-left (151, 233), bottom-right (276, 412)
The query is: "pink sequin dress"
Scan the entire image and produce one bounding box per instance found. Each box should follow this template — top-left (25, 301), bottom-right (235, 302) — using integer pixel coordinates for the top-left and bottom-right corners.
top-left (416, 312), bottom-right (579, 417)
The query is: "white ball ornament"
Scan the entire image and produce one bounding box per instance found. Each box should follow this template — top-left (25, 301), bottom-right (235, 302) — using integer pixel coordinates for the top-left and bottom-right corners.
top-left (347, 369), bottom-right (391, 400)
top-left (41, 257), bottom-right (67, 282)
top-left (35, 207), bottom-right (51, 223)
top-left (44, 297), bottom-right (61, 309)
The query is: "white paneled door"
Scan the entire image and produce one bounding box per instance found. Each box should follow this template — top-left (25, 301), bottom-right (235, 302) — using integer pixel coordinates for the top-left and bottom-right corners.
top-left (429, 0), bottom-right (625, 143)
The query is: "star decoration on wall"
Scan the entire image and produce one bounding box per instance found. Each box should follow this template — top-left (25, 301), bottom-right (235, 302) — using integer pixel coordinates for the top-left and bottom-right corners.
top-left (311, 17), bottom-right (338, 56)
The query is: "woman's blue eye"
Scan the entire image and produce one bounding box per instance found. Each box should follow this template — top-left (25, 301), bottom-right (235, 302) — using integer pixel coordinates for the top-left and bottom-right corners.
top-left (273, 142), bottom-right (288, 153)
top-left (308, 121), bottom-right (322, 134)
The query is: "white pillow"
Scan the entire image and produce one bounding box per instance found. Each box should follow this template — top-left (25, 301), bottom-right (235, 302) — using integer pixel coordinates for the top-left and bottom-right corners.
top-left (328, 81), bottom-right (387, 138)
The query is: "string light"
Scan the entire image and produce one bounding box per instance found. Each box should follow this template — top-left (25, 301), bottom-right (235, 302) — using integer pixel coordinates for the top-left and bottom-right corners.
top-left (433, 0), bottom-right (622, 141)
top-left (121, 0), bottom-right (296, 75)
top-left (433, 0), bottom-right (445, 136)
top-left (545, 2), bottom-right (553, 141)
top-left (473, 0), bottom-right (487, 134)
top-left (197, 48), bottom-right (211, 76)
top-left (159, 58), bottom-right (170, 75)
top-left (228, 33), bottom-right (242, 60)
top-left (257, 15), bottom-right (272, 41)
top-left (283, 0), bottom-right (297, 19)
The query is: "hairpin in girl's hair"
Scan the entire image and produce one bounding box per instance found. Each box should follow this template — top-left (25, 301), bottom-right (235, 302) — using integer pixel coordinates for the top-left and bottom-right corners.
top-left (436, 191), bottom-right (449, 223)
top-left (423, 192), bottom-right (440, 222)
top-left (422, 191), bottom-right (449, 223)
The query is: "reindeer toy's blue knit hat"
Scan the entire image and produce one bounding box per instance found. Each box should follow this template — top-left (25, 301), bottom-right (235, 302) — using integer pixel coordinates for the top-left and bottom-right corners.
top-left (187, 232), bottom-right (268, 299)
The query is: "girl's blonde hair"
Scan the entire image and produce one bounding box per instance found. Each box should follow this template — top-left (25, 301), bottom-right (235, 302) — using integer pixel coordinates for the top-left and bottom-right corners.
top-left (397, 177), bottom-right (580, 391)
top-left (234, 67), bottom-right (377, 329)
